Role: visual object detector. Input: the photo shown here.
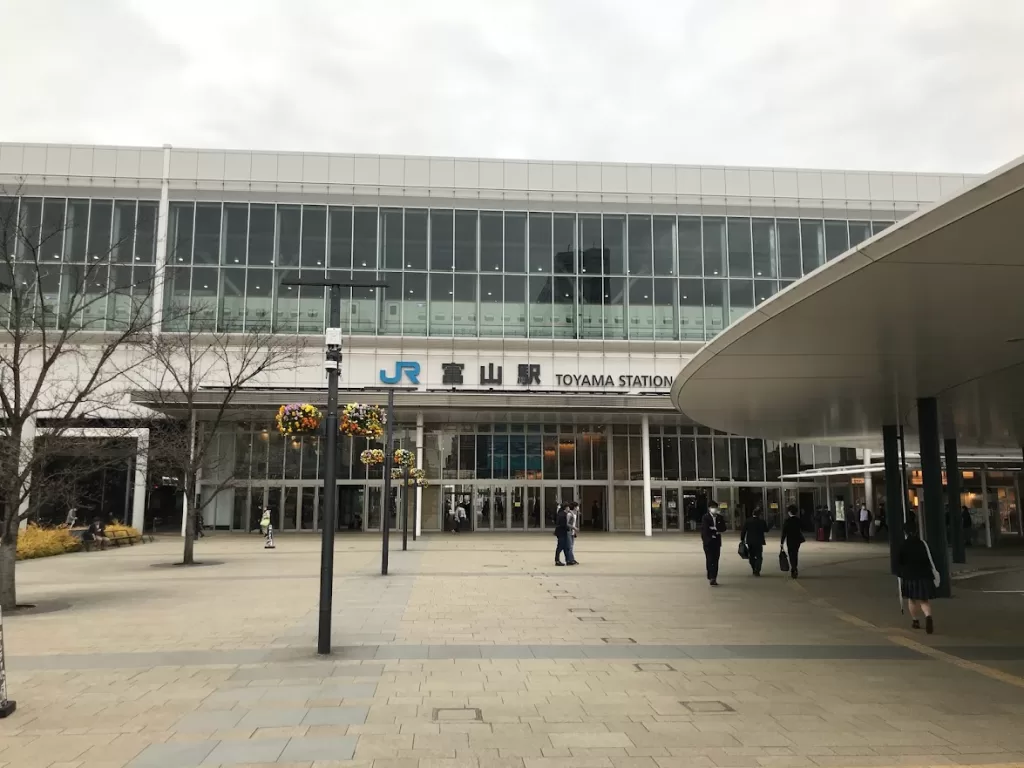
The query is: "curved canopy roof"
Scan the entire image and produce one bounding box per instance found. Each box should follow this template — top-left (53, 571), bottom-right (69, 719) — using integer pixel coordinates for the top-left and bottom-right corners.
top-left (670, 155), bottom-right (1024, 450)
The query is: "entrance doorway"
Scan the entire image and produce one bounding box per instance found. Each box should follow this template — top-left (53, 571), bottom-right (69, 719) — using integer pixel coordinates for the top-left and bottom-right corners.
top-left (578, 486), bottom-right (607, 530)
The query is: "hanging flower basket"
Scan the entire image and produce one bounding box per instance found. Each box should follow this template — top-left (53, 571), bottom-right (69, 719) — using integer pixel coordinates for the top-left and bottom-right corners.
top-left (392, 466), bottom-right (426, 486)
top-left (275, 403), bottom-right (323, 436)
top-left (393, 448), bottom-right (415, 467)
top-left (340, 403), bottom-right (386, 439)
top-left (360, 449), bottom-right (385, 465)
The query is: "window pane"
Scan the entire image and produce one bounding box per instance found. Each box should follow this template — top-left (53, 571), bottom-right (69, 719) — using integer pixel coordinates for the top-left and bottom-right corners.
top-left (730, 437), bottom-right (747, 481)
top-left (245, 268), bottom-right (273, 330)
top-left (329, 206), bottom-right (352, 268)
top-left (65, 199), bottom-right (89, 262)
top-left (429, 272), bottom-right (453, 335)
top-left (653, 278), bottom-right (676, 339)
top-left (727, 217), bottom-right (752, 277)
top-left (480, 273), bottom-right (502, 336)
top-left (747, 438), bottom-right (765, 481)
top-left (872, 220), bottom-right (894, 235)
top-left (402, 272), bottom-right (427, 335)
top-left (223, 203), bottom-right (248, 265)
top-left (219, 268), bottom-right (244, 331)
top-left (627, 214), bottom-right (652, 275)
top-left (704, 279), bottom-right (726, 338)
top-left (849, 221), bottom-right (872, 247)
top-left (248, 204), bottom-right (274, 266)
top-left (453, 273), bottom-right (476, 336)
top-left (404, 208), bottom-right (426, 269)
top-left (713, 436), bottom-right (730, 481)
top-left (680, 432), bottom-right (696, 481)
top-left (578, 214), bottom-right (602, 274)
top-left (603, 214), bottom-right (625, 274)
top-left (604, 276), bottom-right (625, 339)
top-left (193, 203), bottom-right (221, 265)
top-left (302, 206), bottom-right (327, 268)
top-left (298, 279), bottom-right (324, 334)
top-left (678, 278), bottom-right (704, 340)
top-left (454, 210), bottom-right (476, 271)
top-left (430, 209), bottom-right (453, 271)
top-left (480, 211), bottom-right (502, 272)
top-left (765, 440), bottom-right (782, 481)
top-left (800, 220), bottom-right (824, 275)
top-left (190, 266), bottom-right (217, 329)
top-left (653, 216), bottom-right (674, 275)
top-left (777, 219), bottom-right (801, 279)
top-left (504, 212), bottom-right (526, 272)
top-left (628, 277), bottom-right (653, 339)
top-left (87, 200), bottom-right (112, 262)
top-left (40, 198), bottom-right (66, 263)
top-left (275, 205), bottom-right (301, 267)
top-left (729, 280), bottom-right (753, 324)
top-left (528, 274), bottom-right (551, 338)
top-left (350, 270), bottom-right (377, 334)
top-left (552, 276), bottom-right (575, 339)
top-left (579, 276), bottom-right (602, 339)
top-left (275, 270), bottom-right (298, 333)
top-left (702, 217), bottom-right (725, 277)
top-left (353, 208), bottom-right (377, 269)
top-left (754, 279), bottom-right (777, 306)
top-left (663, 434), bottom-right (679, 480)
top-left (678, 216), bottom-right (702, 276)
top-left (752, 218), bottom-right (776, 277)
top-left (553, 213), bottom-right (575, 274)
top-left (503, 274), bottom-right (526, 337)
top-left (112, 200), bottom-right (135, 263)
top-left (824, 220), bottom-right (849, 261)
top-left (529, 212), bottom-right (551, 273)
top-left (379, 269), bottom-right (401, 335)
top-left (135, 202), bottom-right (157, 263)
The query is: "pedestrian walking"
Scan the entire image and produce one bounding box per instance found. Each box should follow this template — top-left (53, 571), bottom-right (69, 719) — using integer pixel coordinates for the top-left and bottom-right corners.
top-left (454, 500), bottom-right (467, 534)
top-left (858, 503), bottom-right (871, 542)
top-left (781, 505), bottom-right (805, 578)
top-left (259, 508), bottom-right (275, 549)
top-left (961, 506), bottom-right (973, 546)
top-left (740, 508), bottom-right (769, 576)
top-left (554, 503), bottom-right (577, 566)
top-left (898, 523), bottom-right (940, 634)
top-left (700, 501), bottom-right (726, 586)
top-left (566, 501), bottom-right (580, 565)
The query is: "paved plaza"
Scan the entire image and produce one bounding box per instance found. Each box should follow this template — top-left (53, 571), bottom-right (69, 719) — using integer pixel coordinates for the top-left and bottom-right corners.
top-left (2, 532), bottom-right (1024, 768)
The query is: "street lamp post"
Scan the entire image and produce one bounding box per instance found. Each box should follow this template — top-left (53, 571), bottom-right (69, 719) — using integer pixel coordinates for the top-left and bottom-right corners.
top-left (281, 275), bottom-right (389, 656)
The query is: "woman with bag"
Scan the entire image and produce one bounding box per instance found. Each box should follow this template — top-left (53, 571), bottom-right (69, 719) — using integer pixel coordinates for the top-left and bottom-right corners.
top-left (780, 505), bottom-right (805, 578)
top-left (898, 523), bottom-right (940, 633)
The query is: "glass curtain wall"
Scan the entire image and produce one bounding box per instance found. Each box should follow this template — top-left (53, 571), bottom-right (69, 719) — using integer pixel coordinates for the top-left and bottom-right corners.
top-left (158, 200), bottom-right (897, 339)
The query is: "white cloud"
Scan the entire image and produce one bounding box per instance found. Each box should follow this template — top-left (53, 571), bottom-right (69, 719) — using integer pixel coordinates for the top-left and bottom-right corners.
top-left (3, 0), bottom-right (1022, 172)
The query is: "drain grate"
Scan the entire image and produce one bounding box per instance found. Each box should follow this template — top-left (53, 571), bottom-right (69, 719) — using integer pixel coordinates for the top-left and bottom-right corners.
top-left (576, 615), bottom-right (606, 622)
top-left (680, 700), bottom-right (734, 713)
top-left (432, 707), bottom-right (483, 722)
top-left (634, 662), bottom-right (676, 672)
top-left (602, 637), bottom-right (636, 644)
top-left (569, 608), bottom-right (595, 613)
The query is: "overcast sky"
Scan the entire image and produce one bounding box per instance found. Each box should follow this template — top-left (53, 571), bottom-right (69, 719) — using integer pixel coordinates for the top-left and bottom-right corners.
top-left (3, 0), bottom-right (1022, 173)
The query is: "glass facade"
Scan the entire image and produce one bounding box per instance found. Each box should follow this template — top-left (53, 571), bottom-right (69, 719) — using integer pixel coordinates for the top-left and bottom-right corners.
top-left (199, 421), bottom-right (851, 534)
top-left (163, 201), bottom-right (894, 339)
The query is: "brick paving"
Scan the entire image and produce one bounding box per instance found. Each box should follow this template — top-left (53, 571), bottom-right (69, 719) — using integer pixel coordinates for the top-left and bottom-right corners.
top-left (2, 532), bottom-right (1024, 767)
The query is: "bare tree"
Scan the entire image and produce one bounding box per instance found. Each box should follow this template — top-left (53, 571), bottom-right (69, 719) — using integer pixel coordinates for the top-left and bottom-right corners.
top-left (136, 316), bottom-right (304, 564)
top-left (0, 186), bottom-right (162, 609)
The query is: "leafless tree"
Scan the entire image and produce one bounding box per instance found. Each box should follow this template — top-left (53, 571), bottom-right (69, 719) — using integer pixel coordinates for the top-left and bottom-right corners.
top-left (135, 314), bottom-right (304, 565)
top-left (0, 184), bottom-right (162, 609)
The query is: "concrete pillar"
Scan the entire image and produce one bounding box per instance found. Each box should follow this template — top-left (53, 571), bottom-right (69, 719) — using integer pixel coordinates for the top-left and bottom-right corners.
top-left (863, 449), bottom-right (873, 510)
top-left (132, 429), bottom-right (149, 533)
top-left (981, 467), bottom-right (992, 548)
top-left (917, 398), bottom-right (950, 597)
top-left (16, 416), bottom-right (37, 530)
top-left (151, 144), bottom-right (171, 332)
top-left (641, 416), bottom-right (652, 537)
top-left (414, 412), bottom-right (424, 537)
top-left (945, 438), bottom-right (965, 564)
top-left (606, 428), bottom-right (615, 532)
top-left (882, 425), bottom-right (904, 575)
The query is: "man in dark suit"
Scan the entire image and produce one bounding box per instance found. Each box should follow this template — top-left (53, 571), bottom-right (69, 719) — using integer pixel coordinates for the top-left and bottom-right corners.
top-left (701, 501), bottom-right (727, 586)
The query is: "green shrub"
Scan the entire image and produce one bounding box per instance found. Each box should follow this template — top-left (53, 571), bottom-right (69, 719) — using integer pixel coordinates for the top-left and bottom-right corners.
top-left (17, 524), bottom-right (81, 560)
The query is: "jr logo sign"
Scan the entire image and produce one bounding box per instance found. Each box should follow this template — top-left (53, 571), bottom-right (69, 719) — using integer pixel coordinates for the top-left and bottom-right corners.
top-left (379, 361), bottom-right (421, 385)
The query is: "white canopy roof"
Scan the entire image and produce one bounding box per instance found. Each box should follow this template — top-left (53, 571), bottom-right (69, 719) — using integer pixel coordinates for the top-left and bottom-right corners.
top-left (670, 155), bottom-right (1024, 450)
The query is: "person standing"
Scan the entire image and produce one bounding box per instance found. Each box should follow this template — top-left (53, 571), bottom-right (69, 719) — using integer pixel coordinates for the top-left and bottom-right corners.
top-left (898, 523), bottom-right (940, 633)
top-left (591, 499), bottom-right (602, 531)
top-left (858, 503), bottom-right (871, 542)
top-left (566, 502), bottom-right (580, 565)
top-left (700, 501), bottom-right (726, 586)
top-left (740, 508), bottom-right (768, 576)
top-left (781, 505), bottom-right (805, 578)
top-left (454, 500), bottom-right (466, 534)
top-left (962, 505), bottom-right (973, 547)
top-left (554, 503), bottom-right (576, 566)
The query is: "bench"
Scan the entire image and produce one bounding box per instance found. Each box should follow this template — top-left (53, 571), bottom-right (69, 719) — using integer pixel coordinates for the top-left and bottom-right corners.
top-left (78, 528), bottom-right (142, 551)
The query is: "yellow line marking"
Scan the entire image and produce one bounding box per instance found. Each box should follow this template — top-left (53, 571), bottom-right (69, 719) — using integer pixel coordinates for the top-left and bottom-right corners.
top-left (889, 634), bottom-right (1024, 690)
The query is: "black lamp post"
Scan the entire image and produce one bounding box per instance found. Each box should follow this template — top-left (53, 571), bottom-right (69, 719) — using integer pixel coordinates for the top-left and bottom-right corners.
top-left (280, 275), bottom-right (389, 656)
